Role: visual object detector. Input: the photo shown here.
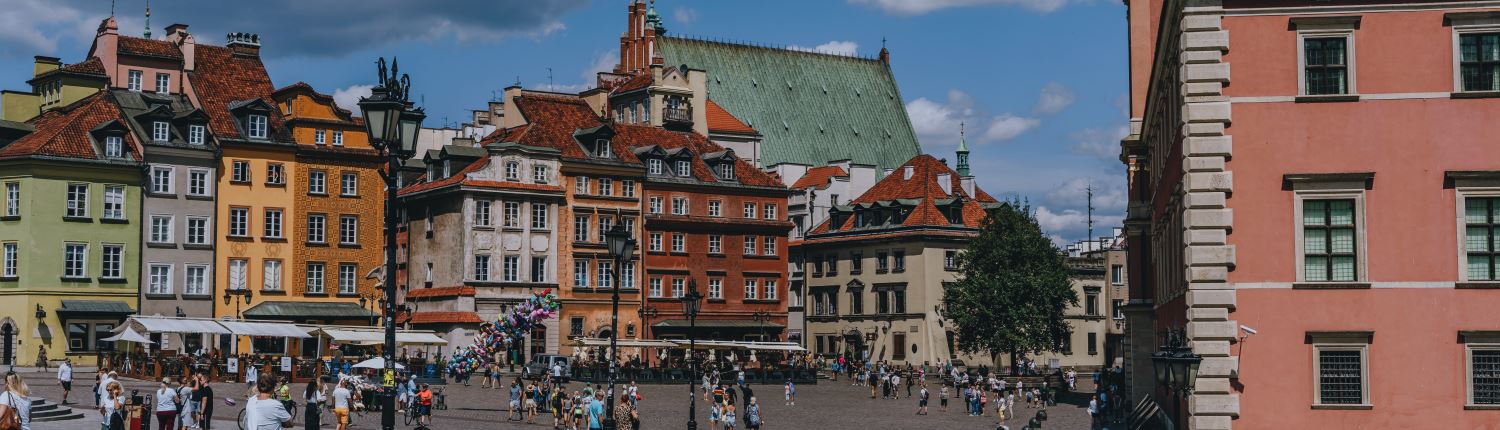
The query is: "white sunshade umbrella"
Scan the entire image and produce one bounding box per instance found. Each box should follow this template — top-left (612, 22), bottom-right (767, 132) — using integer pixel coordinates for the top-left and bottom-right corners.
top-left (102, 328), bottom-right (154, 344)
top-left (352, 357), bottom-right (405, 370)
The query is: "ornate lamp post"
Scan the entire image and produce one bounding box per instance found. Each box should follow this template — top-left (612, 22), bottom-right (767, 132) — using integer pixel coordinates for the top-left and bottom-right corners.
top-left (221, 289), bottom-right (252, 355)
top-left (681, 280), bottom-right (704, 430)
top-left (1149, 328), bottom-right (1202, 428)
top-left (602, 223), bottom-right (637, 430)
top-left (358, 57), bottom-right (424, 430)
top-left (637, 307), bottom-right (660, 367)
top-left (751, 310), bottom-right (771, 342)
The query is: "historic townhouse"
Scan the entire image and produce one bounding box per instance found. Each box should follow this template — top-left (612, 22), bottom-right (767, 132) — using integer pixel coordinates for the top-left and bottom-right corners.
top-left (399, 143), bottom-right (566, 355)
top-left (486, 88), bottom-right (647, 357)
top-left (1, 56), bottom-right (109, 123)
top-left (801, 153), bottom-right (997, 367)
top-left (1121, 1), bottom-right (1500, 428)
top-left (264, 82), bottom-right (383, 330)
top-left (779, 162), bottom-right (879, 347)
top-left (0, 91), bottom-right (143, 365)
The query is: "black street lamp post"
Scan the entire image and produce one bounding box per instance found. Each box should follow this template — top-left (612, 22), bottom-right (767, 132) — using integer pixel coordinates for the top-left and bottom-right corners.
top-left (602, 223), bottom-right (637, 430)
top-left (682, 280), bottom-right (704, 430)
top-left (358, 57), bottom-right (424, 430)
top-left (221, 289), bottom-right (252, 356)
top-left (751, 311), bottom-right (771, 342)
top-left (1149, 328), bottom-right (1202, 428)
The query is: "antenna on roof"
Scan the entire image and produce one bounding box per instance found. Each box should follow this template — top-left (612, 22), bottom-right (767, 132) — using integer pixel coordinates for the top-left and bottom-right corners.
top-left (110, 0), bottom-right (116, 16)
top-left (1086, 179), bottom-right (1095, 247)
top-left (547, 67), bottom-right (554, 91)
top-left (144, 0), bottom-right (151, 38)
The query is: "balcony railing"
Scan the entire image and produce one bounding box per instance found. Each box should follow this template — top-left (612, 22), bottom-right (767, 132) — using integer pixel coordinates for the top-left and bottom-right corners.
top-left (663, 107), bottom-right (692, 124)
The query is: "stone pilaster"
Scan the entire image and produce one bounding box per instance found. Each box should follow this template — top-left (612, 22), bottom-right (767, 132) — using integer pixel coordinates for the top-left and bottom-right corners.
top-left (1180, 1), bottom-right (1238, 429)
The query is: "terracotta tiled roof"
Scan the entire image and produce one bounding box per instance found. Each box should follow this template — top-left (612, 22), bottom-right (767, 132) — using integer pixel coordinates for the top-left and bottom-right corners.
top-left (118, 36), bottom-right (183, 60)
top-left (704, 100), bottom-right (755, 135)
top-left (790, 165), bottom-right (848, 190)
top-left (614, 123), bottom-right (784, 187)
top-left (30, 57), bottom-right (108, 83)
top-left (798, 229), bottom-right (977, 245)
top-left (811, 154), bottom-right (994, 233)
top-left (405, 286), bottom-right (476, 298)
top-left (272, 81), bottom-right (355, 121)
top-left (612, 72), bottom-right (654, 94)
top-left (188, 44), bottom-right (283, 140)
top-left (396, 156), bottom-right (567, 197)
top-left (0, 91), bottom-right (139, 161)
top-left (401, 311), bottom-right (484, 324)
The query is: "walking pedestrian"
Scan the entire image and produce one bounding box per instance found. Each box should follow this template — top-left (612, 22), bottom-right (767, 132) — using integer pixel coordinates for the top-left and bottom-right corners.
top-left (178, 377), bottom-right (197, 430)
top-left (102, 381), bottom-right (124, 430)
top-left (939, 385), bottom-right (949, 412)
top-left (331, 380), bottom-right (351, 430)
top-left (783, 379), bottom-right (795, 406)
top-left (508, 379), bottom-right (522, 420)
top-left (613, 394), bottom-right (636, 430)
top-left (586, 391), bottom-right (605, 430)
top-left (194, 375), bottom-right (214, 430)
top-left (722, 403), bottom-right (737, 430)
top-left (57, 359), bottom-right (73, 405)
top-left (1, 372), bottom-right (32, 430)
top-left (744, 397), bottom-right (762, 430)
top-left (915, 384), bottom-right (929, 415)
top-left (244, 376), bottom-right (292, 430)
top-left (154, 378), bottom-right (179, 430)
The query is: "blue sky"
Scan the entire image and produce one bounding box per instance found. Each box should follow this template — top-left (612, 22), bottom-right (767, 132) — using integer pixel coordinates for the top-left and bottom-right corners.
top-left (0, 0), bottom-right (1128, 245)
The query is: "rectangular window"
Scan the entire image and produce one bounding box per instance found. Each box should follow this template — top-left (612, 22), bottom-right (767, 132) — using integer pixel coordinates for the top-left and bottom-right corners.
top-left (672, 197), bottom-right (688, 215)
top-left (826, 255), bottom-right (838, 276)
top-left (332, 131), bottom-right (343, 146)
top-left (474, 255), bottom-right (491, 281)
top-left (1, 242), bottom-right (16, 277)
top-left (594, 139), bottom-right (613, 158)
top-left (744, 279), bottom-right (758, 300)
top-left (706, 278), bottom-right (722, 299)
top-left (672, 278), bottom-right (685, 298)
top-left (1113, 299), bottom-right (1125, 320)
top-left (1466, 197), bottom-right (1499, 281)
top-left (314, 129), bottom-right (326, 145)
top-left (1111, 264), bottom-right (1125, 285)
top-left (743, 236), bottom-right (757, 255)
top-left (308, 170), bottom-right (326, 194)
top-left (650, 277), bottom-right (663, 297)
top-left (649, 232), bottom-right (663, 252)
top-left (599, 178), bottom-right (613, 196)
top-left (152, 121), bottom-right (170, 142)
top-left (597, 215), bottom-right (614, 242)
top-left (475, 200), bottom-right (493, 227)
top-left (1470, 346), bottom-right (1500, 406)
top-left (263, 209), bottom-right (283, 238)
top-left (1316, 348), bottom-right (1367, 405)
top-left (228, 259), bottom-right (248, 290)
top-left (877, 290), bottom-right (890, 314)
top-left (504, 202), bottom-right (521, 227)
top-left (622, 262), bottom-right (635, 289)
top-left (63, 243), bottom-right (87, 278)
top-left (339, 264), bottom-right (357, 294)
top-left (1086, 292), bottom-right (1099, 316)
top-left (1460, 33), bottom-right (1500, 92)
top-left (892, 333), bottom-right (906, 360)
top-left (708, 200), bottom-right (721, 217)
top-left (1088, 332), bottom-right (1099, 355)
top-left (148, 264), bottom-right (173, 295)
top-left (229, 208), bottom-right (248, 237)
top-left (764, 204), bottom-right (777, 220)
top-left (575, 259), bottom-right (590, 288)
top-left (763, 280), bottom-right (778, 300)
top-left (531, 256), bottom-right (548, 283)
top-left (849, 290), bottom-right (863, 315)
top-left (100, 244), bottom-right (121, 279)
top-left (188, 125), bottom-right (205, 145)
top-left (150, 166), bottom-right (173, 194)
top-left (155, 73), bottom-right (169, 94)
top-left (570, 317), bottom-right (585, 337)
top-left (104, 135), bottom-right (123, 158)
top-left (877, 251), bottom-right (889, 272)
top-left (649, 159), bottom-right (663, 175)
top-left (306, 263), bottom-right (326, 294)
top-left (341, 172), bottom-right (358, 196)
top-left (763, 236), bottom-right (776, 256)
top-left (672, 233), bottom-right (685, 253)
top-left (850, 252), bottom-right (863, 274)
top-left (574, 215), bottom-right (590, 242)
top-left (622, 180), bottom-right (635, 197)
top-left (232, 160), bottom-right (250, 183)
top-left (597, 260), bottom-right (613, 288)
top-left (576, 177), bottom-right (589, 195)
top-left (184, 265), bottom-right (208, 296)
top-left (150, 215), bottom-right (173, 243)
top-left (649, 197), bottom-right (663, 214)
top-left (306, 214), bottom-right (326, 243)
top-left (505, 162), bottom-right (520, 181)
top-left (1303, 199), bottom-right (1357, 282)
top-left (894, 250), bottom-right (906, 272)
top-left (946, 250), bottom-right (961, 271)
top-left (262, 260), bottom-right (282, 290)
top-left (247, 115), bottom-right (268, 139)
top-left (103, 185), bottom-right (125, 220)
top-left (1304, 37), bottom-right (1349, 95)
top-left (4, 182), bottom-right (18, 217)
top-left (266, 163), bottom-right (285, 185)
top-left (339, 215), bottom-right (358, 244)
top-left (504, 255), bottom-right (520, 282)
top-left (531, 203), bottom-right (549, 229)
top-left (128, 70), bottom-right (142, 91)
top-left (188, 169), bottom-right (210, 196)
top-left (708, 235), bottom-right (722, 254)
top-left (743, 202), bottom-right (757, 218)
top-left (66, 183), bottom-right (88, 218)
top-left (676, 160), bottom-right (691, 177)
top-left (533, 165), bottom-right (549, 184)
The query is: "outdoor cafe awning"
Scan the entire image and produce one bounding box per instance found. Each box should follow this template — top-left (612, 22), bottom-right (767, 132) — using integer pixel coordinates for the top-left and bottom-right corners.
top-left (572, 338), bottom-right (678, 348)
top-left (126, 316), bottom-right (232, 335)
top-left (220, 320), bottom-right (312, 338)
top-left (314, 328), bottom-right (448, 345)
top-left (667, 340), bottom-right (807, 352)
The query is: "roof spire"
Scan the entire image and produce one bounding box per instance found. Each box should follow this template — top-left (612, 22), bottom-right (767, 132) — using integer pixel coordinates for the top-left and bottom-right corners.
top-left (144, 0), bottom-right (151, 38)
top-left (956, 122), bottom-right (971, 177)
top-left (878, 36), bottom-right (890, 65)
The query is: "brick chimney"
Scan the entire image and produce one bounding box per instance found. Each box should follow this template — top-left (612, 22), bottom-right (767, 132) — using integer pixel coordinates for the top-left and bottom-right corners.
top-left (166, 24), bottom-right (194, 71)
top-left (226, 32), bottom-right (261, 57)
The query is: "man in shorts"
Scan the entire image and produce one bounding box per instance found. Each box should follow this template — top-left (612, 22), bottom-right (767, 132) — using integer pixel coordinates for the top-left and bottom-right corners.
top-left (417, 383), bottom-right (435, 427)
top-left (331, 380), bottom-right (352, 430)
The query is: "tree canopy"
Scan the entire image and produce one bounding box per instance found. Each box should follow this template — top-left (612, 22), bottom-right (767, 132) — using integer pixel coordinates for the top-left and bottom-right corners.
top-left (942, 200), bottom-right (1077, 369)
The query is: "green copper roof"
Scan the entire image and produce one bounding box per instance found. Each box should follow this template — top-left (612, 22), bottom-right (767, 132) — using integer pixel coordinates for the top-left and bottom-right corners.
top-left (657, 36), bottom-right (921, 170)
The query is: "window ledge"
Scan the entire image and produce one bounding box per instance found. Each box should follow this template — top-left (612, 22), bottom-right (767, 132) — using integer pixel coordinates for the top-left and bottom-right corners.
top-left (1464, 404), bottom-right (1500, 410)
top-left (340, 194), bottom-right (361, 199)
top-left (707, 298), bottom-right (728, 303)
top-left (186, 195), bottom-right (214, 201)
top-left (338, 243), bottom-right (362, 249)
top-left (144, 293), bottom-right (177, 300)
top-left (183, 243), bottom-right (213, 250)
top-left (146, 192), bottom-right (177, 198)
top-left (262, 237), bottom-right (287, 242)
top-left (1296, 94), bottom-right (1360, 103)
top-left (1311, 404), bottom-right (1372, 410)
top-left (265, 182), bottom-right (286, 187)
top-left (305, 241), bottom-right (329, 247)
top-left (335, 293), bottom-right (361, 298)
top-left (98, 277), bottom-right (128, 284)
top-left (309, 192), bottom-right (328, 197)
top-left (474, 226), bottom-right (495, 231)
top-left (303, 292), bottom-right (329, 297)
top-left (0, 276), bottom-right (17, 282)
top-left (146, 242), bottom-right (178, 249)
top-left (63, 216), bottom-right (94, 223)
top-left (181, 294), bottom-right (213, 300)
top-left (743, 299), bottom-right (783, 304)
top-left (260, 289), bottom-right (287, 295)
top-left (1456, 282), bottom-right (1500, 289)
top-left (60, 276), bottom-right (92, 282)
top-left (1293, 282), bottom-right (1371, 290)
top-left (1451, 91), bottom-right (1500, 99)
top-left (101, 217), bottom-right (129, 224)
top-left (0, 215), bottom-right (17, 221)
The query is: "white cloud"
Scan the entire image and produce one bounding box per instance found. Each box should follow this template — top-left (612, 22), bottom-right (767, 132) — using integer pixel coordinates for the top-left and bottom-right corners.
top-left (983, 114), bottom-right (1041, 142)
top-left (1044, 177), bottom-right (1126, 212)
top-left (788, 40), bottom-right (860, 56)
top-left (1066, 124), bottom-right (1130, 160)
top-left (332, 84), bottom-right (374, 116)
top-left (1034, 206), bottom-right (1124, 242)
top-left (580, 51), bottom-right (617, 82)
top-left (850, 0), bottom-right (1078, 15)
top-left (1034, 82), bottom-right (1075, 114)
top-left (0, 0), bottom-right (85, 56)
top-left (673, 7), bottom-right (698, 24)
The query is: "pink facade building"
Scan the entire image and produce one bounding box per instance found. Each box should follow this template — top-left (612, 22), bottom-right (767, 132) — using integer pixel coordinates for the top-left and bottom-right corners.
top-left (1123, 0), bottom-right (1500, 428)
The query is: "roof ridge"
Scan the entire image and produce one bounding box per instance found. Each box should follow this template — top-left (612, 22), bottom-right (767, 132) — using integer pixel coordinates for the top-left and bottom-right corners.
top-left (662, 35), bottom-right (881, 62)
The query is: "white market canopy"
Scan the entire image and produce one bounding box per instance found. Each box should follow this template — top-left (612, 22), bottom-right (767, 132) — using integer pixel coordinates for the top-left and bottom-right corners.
top-left (120, 316), bottom-right (307, 338)
top-left (220, 320), bottom-right (312, 338)
top-left (313, 327), bottom-right (448, 346)
top-left (126, 316), bottom-right (232, 335)
top-left (352, 357), bottom-right (405, 370)
top-left (572, 338), bottom-right (678, 348)
top-left (102, 328), bottom-right (154, 344)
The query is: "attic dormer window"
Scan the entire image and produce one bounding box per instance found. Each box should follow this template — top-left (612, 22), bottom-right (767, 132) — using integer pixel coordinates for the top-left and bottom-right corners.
top-left (594, 139), bottom-right (613, 159)
top-left (247, 114), bottom-right (267, 139)
top-left (152, 121), bottom-right (169, 142)
top-left (676, 160), bottom-right (691, 177)
top-left (505, 161), bottom-right (520, 181)
top-left (104, 135), bottom-right (124, 158)
top-left (188, 125), bottom-right (205, 145)
top-left (715, 162), bottom-right (734, 180)
top-left (648, 159), bottom-right (663, 175)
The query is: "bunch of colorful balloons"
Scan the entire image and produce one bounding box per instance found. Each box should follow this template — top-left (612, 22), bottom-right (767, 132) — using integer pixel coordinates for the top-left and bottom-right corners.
top-left (446, 289), bottom-right (561, 375)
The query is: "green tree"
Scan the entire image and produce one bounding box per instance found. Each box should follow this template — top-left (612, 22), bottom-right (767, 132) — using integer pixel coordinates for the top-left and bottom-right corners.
top-left (943, 200), bottom-right (1076, 374)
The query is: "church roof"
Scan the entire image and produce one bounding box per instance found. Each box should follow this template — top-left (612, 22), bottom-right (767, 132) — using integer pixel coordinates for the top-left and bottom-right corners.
top-left (656, 36), bottom-right (921, 170)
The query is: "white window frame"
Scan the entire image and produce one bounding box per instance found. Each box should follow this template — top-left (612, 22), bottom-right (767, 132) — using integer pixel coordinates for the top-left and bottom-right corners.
top-left (506, 161), bottom-right (521, 181)
top-left (339, 215), bottom-right (358, 245)
top-left (1464, 332), bottom-right (1500, 407)
top-left (1296, 24), bottom-right (1358, 97)
top-left (4, 182), bottom-right (18, 217)
top-left (232, 160), bottom-right (250, 183)
top-left (185, 216), bottom-right (207, 244)
top-left (671, 233), bottom-right (685, 253)
top-left (332, 130), bottom-right (344, 146)
top-left (744, 279), bottom-right (758, 300)
top-left (151, 166), bottom-right (174, 194)
top-left (475, 200), bottom-right (493, 227)
top-left (307, 214), bottom-right (327, 243)
top-left (148, 263), bottom-right (173, 295)
top-left (649, 277), bottom-right (663, 297)
top-left (649, 197), bottom-right (662, 214)
top-left (1449, 17), bottom-right (1500, 93)
top-left (1293, 187), bottom-right (1368, 283)
top-left (308, 170), bottom-right (327, 195)
top-left (533, 165), bottom-right (549, 184)
top-left (228, 207), bottom-right (249, 237)
top-left (743, 236), bottom-right (757, 255)
top-left (504, 202), bottom-right (521, 228)
top-left (649, 232), bottom-right (663, 252)
top-left (315, 129), bottom-right (326, 145)
top-left (672, 197), bottom-right (688, 215)
top-left (1310, 334), bottom-right (1372, 408)
top-left (575, 259), bottom-right (591, 288)
top-left (622, 180), bottom-right (635, 197)
top-left (1, 242), bottom-right (16, 277)
top-left (127, 70), bottom-right (142, 92)
top-left (574, 215), bottom-right (590, 242)
top-left (65, 183), bottom-right (88, 218)
top-left (599, 178), bottom-right (613, 196)
top-left (1111, 264), bottom-right (1125, 285)
top-left (184, 264), bottom-right (209, 296)
top-left (188, 168), bottom-right (211, 196)
top-left (597, 260), bottom-right (614, 289)
top-left (247, 115), bottom-right (268, 139)
top-left (648, 159), bottom-right (663, 175)
top-left (676, 160), bottom-right (691, 177)
top-left (155, 73), bottom-right (170, 94)
top-left (744, 202), bottom-right (756, 219)
top-left (576, 176), bottom-right (589, 195)
top-left (306, 262), bottom-right (326, 294)
top-left (672, 278), bottom-right (685, 297)
top-left (103, 185), bottom-right (125, 220)
top-left (708, 235), bottom-right (722, 254)
top-left (262, 259), bottom-right (283, 291)
top-left (228, 259), bottom-right (249, 291)
top-left (474, 255), bottom-right (490, 281)
top-left (1456, 185), bottom-right (1500, 282)
top-left (532, 256), bottom-right (549, 283)
top-left (104, 135), bottom-right (123, 158)
top-left (100, 244), bottom-right (122, 279)
top-left (263, 208), bottom-right (283, 239)
top-left (341, 172), bottom-right (358, 196)
top-left (763, 236), bottom-right (777, 256)
top-left (63, 243), bottom-right (87, 278)
top-left (152, 121), bottom-right (170, 142)
top-left (530, 203), bottom-right (549, 230)
top-left (188, 124), bottom-right (205, 145)
top-left (765, 280), bottom-right (778, 300)
top-left (708, 200), bottom-right (721, 217)
top-left (503, 255), bottom-right (520, 282)
top-left (149, 214), bottom-right (173, 244)
top-left (764, 203), bottom-right (777, 220)
top-left (709, 278), bottom-right (723, 299)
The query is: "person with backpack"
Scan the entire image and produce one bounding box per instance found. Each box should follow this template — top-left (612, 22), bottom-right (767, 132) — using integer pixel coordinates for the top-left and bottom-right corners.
top-left (915, 383), bottom-right (929, 415)
top-left (102, 381), bottom-right (125, 430)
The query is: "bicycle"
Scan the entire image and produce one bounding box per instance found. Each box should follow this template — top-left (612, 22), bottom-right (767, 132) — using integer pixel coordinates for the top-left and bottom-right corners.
top-left (403, 396), bottom-right (418, 426)
top-left (237, 398), bottom-right (298, 430)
